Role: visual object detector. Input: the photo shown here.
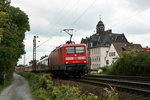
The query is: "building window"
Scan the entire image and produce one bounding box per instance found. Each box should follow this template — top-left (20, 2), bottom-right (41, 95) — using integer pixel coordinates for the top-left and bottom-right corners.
top-left (106, 60), bottom-right (109, 64)
top-left (91, 42), bottom-right (93, 47)
top-left (86, 43), bottom-right (88, 48)
top-left (106, 44), bottom-right (110, 46)
top-left (109, 52), bottom-right (115, 56)
top-left (113, 58), bottom-right (118, 63)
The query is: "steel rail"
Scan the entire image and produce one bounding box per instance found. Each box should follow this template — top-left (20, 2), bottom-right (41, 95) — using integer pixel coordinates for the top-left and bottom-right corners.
top-left (85, 75), bottom-right (150, 82)
top-left (76, 75), bottom-right (150, 97)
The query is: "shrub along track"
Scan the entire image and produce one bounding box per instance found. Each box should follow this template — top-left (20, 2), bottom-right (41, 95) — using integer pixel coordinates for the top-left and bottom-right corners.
top-left (53, 75), bottom-right (150, 100)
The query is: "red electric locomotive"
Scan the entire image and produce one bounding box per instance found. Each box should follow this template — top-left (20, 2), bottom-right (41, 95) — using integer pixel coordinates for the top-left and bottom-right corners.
top-left (49, 44), bottom-right (88, 77)
top-left (31, 29), bottom-right (88, 77)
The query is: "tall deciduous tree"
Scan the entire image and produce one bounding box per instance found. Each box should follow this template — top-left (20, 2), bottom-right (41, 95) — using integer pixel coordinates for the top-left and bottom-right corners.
top-left (0, 0), bottom-right (30, 84)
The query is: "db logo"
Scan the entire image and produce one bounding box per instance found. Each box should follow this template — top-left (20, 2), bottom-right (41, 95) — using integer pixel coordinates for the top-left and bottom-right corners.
top-left (74, 57), bottom-right (78, 60)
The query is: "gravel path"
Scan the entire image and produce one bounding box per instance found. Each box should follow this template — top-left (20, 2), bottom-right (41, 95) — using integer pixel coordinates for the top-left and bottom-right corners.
top-left (0, 72), bottom-right (33, 100)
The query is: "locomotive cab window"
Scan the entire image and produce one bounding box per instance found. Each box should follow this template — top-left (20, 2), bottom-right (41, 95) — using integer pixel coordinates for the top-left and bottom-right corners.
top-left (65, 46), bottom-right (85, 54)
top-left (76, 46), bottom-right (85, 53)
top-left (65, 47), bottom-right (75, 54)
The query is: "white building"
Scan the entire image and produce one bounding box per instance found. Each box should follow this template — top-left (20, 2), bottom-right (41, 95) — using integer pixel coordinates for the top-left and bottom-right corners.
top-left (81, 19), bottom-right (129, 70)
top-left (90, 46), bottom-right (109, 70)
top-left (105, 43), bottom-right (120, 66)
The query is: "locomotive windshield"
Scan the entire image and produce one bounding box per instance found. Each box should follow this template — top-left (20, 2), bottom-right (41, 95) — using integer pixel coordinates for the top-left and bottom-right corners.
top-left (65, 46), bottom-right (85, 54)
top-left (75, 46), bottom-right (85, 53)
top-left (65, 47), bottom-right (75, 54)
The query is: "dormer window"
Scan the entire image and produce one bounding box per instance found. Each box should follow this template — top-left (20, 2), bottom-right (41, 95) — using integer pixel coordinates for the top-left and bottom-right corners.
top-left (109, 52), bottom-right (115, 56)
top-left (90, 42), bottom-right (93, 47)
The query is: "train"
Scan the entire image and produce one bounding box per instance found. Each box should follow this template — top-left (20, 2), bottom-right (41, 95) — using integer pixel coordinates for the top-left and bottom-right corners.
top-left (17, 43), bottom-right (88, 77)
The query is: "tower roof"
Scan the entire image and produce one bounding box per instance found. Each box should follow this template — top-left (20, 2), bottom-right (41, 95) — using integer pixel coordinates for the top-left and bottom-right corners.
top-left (97, 20), bottom-right (104, 27)
top-left (81, 19), bottom-right (128, 47)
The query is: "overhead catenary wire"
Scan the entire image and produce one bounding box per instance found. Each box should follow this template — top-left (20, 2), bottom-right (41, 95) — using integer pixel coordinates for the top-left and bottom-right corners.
top-left (16, 1), bottom-right (90, 64)
top-left (54, 0), bottom-right (80, 27)
top-left (36, 0), bottom-right (81, 48)
top-left (37, 0), bottom-right (97, 48)
top-left (22, 0), bottom-right (81, 65)
top-left (108, 0), bottom-right (149, 29)
top-left (70, 0), bottom-right (97, 27)
top-left (23, 0), bottom-right (150, 65)
top-left (110, 8), bottom-right (150, 29)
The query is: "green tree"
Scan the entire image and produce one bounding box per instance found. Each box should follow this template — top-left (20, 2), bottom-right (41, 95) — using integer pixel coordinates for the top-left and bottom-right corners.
top-left (0, 0), bottom-right (10, 42)
top-left (109, 50), bottom-right (150, 76)
top-left (0, 0), bottom-right (30, 84)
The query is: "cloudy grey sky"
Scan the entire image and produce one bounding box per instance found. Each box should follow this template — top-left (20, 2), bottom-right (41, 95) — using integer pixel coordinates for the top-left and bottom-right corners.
top-left (11, 0), bottom-right (150, 65)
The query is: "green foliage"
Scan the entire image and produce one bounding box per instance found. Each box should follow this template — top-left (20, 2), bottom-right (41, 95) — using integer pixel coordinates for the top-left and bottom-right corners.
top-left (17, 72), bottom-right (98, 100)
top-left (0, 11), bottom-right (9, 27)
top-left (108, 50), bottom-right (150, 76)
top-left (0, 0), bottom-right (30, 84)
top-left (0, 80), bottom-right (11, 92)
top-left (103, 86), bottom-right (118, 100)
top-left (99, 65), bottom-right (113, 74)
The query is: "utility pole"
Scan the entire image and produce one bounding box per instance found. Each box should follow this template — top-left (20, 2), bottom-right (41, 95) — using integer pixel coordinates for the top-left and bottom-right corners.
top-left (24, 54), bottom-right (25, 65)
top-left (33, 36), bottom-right (38, 70)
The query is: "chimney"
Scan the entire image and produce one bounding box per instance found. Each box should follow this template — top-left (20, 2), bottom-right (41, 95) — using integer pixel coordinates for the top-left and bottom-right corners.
top-left (128, 42), bottom-right (130, 47)
top-left (107, 29), bottom-right (112, 33)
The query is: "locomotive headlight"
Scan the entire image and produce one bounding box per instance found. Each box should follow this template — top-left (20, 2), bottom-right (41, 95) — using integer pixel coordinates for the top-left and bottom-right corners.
top-left (78, 56), bottom-right (86, 60)
top-left (66, 57), bottom-right (74, 60)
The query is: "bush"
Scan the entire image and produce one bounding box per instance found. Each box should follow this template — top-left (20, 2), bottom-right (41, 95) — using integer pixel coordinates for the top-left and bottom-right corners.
top-left (17, 72), bottom-right (98, 100)
top-left (103, 85), bottom-right (118, 100)
top-left (99, 65), bottom-right (113, 74)
top-left (108, 50), bottom-right (150, 76)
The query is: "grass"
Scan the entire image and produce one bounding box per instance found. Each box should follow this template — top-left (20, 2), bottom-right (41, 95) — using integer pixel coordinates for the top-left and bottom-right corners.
top-left (0, 81), bottom-right (11, 92)
top-left (17, 72), bottom-right (98, 100)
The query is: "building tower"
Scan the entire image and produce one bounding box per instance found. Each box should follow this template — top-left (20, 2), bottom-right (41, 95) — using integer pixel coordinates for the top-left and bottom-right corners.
top-left (96, 20), bottom-right (105, 33)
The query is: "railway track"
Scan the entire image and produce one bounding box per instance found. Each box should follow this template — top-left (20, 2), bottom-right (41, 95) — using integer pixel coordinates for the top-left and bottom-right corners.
top-left (76, 75), bottom-right (150, 97)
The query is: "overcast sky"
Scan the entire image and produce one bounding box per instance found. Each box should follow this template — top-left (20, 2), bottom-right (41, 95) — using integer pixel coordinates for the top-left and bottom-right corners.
top-left (11, 0), bottom-right (150, 65)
